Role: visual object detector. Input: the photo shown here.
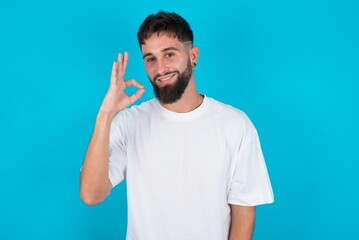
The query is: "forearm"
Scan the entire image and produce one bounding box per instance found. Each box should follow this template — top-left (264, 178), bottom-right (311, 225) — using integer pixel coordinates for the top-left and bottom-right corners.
top-left (80, 111), bottom-right (114, 205)
top-left (229, 205), bottom-right (256, 240)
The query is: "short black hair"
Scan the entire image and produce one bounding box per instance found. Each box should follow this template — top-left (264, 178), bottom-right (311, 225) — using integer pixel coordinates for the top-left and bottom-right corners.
top-left (137, 11), bottom-right (194, 46)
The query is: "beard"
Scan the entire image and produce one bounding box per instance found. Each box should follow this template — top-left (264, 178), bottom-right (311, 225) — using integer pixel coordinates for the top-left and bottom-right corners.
top-left (149, 60), bottom-right (193, 104)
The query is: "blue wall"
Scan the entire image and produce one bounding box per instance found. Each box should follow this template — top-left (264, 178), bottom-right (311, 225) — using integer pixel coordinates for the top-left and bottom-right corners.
top-left (1, 0), bottom-right (358, 239)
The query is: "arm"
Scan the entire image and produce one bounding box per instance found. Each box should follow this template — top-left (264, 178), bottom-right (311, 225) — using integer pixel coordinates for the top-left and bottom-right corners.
top-left (80, 52), bottom-right (144, 205)
top-left (229, 205), bottom-right (256, 240)
top-left (79, 111), bottom-right (113, 205)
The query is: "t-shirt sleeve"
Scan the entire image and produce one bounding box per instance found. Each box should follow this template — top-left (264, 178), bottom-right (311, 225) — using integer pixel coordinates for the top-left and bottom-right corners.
top-left (108, 117), bottom-right (127, 188)
top-left (228, 128), bottom-right (274, 206)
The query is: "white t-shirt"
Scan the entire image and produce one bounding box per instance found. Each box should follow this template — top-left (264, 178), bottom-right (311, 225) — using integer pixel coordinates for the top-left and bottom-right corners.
top-left (109, 96), bottom-right (274, 240)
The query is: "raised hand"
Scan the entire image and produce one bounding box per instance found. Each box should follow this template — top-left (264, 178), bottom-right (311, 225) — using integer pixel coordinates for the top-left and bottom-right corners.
top-left (100, 52), bottom-right (145, 117)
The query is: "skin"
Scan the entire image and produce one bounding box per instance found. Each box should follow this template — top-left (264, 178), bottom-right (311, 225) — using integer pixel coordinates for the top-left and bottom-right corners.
top-left (141, 33), bottom-right (202, 112)
top-left (80, 52), bottom-right (144, 205)
top-left (229, 205), bottom-right (256, 240)
top-left (80, 33), bottom-right (255, 239)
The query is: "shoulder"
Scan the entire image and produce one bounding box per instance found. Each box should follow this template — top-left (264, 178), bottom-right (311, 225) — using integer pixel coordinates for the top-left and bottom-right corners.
top-left (206, 97), bottom-right (256, 132)
top-left (111, 98), bottom-right (157, 127)
top-left (205, 97), bottom-right (260, 149)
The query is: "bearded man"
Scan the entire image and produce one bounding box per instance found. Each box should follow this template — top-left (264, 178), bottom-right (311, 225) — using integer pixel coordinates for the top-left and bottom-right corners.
top-left (80, 11), bottom-right (274, 240)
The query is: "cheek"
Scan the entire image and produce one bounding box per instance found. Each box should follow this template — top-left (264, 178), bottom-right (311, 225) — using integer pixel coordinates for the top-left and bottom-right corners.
top-left (144, 63), bottom-right (155, 77)
top-left (165, 58), bottom-right (186, 71)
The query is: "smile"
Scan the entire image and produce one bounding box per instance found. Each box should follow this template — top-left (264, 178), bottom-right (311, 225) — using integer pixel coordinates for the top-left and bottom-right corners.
top-left (156, 73), bottom-right (177, 83)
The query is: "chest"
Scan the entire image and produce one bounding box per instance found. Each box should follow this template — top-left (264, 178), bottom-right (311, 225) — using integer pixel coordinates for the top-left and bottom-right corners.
top-left (126, 117), bottom-right (231, 189)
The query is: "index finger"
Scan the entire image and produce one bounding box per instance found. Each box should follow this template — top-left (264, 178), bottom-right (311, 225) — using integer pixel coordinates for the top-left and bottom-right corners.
top-left (125, 79), bottom-right (145, 89)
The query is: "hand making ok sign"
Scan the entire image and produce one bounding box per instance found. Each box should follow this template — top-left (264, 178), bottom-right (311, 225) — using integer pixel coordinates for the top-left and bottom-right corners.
top-left (100, 52), bottom-right (145, 118)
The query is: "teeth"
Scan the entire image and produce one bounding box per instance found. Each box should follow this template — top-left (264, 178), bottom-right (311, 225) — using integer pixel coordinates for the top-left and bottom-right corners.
top-left (159, 74), bottom-right (174, 82)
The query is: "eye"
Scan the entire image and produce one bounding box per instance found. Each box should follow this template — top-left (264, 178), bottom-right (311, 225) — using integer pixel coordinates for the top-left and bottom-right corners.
top-left (146, 57), bottom-right (155, 63)
top-left (164, 52), bottom-right (175, 58)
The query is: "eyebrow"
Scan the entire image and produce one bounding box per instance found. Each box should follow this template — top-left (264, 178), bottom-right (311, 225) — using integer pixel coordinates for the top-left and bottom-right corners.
top-left (142, 47), bottom-right (180, 59)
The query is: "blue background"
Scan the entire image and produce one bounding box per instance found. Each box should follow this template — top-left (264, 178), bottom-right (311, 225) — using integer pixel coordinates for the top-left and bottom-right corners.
top-left (1, 0), bottom-right (358, 239)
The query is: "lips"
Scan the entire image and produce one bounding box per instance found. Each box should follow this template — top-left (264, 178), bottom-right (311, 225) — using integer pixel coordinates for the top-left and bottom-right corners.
top-left (155, 73), bottom-right (177, 84)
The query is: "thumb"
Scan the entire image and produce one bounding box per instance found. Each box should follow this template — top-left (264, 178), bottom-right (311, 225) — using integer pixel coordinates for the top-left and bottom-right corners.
top-left (128, 87), bottom-right (145, 104)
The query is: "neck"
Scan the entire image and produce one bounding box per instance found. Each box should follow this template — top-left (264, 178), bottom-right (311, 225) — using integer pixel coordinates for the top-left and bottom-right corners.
top-left (160, 78), bottom-right (203, 113)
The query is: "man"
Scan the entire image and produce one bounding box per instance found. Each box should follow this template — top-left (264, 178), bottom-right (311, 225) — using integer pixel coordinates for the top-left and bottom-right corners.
top-left (80, 11), bottom-right (274, 240)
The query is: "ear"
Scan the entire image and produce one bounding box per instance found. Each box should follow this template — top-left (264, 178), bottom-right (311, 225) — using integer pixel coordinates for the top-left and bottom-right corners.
top-left (190, 46), bottom-right (200, 65)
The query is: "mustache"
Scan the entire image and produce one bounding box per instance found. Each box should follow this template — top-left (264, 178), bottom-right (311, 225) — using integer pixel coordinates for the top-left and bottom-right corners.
top-left (154, 71), bottom-right (179, 82)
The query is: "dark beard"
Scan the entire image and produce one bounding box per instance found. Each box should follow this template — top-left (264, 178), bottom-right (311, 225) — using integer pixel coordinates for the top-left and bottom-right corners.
top-left (150, 60), bottom-right (193, 104)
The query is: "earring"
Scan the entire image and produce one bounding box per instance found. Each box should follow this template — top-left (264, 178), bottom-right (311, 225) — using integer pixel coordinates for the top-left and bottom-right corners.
top-left (192, 62), bottom-right (197, 71)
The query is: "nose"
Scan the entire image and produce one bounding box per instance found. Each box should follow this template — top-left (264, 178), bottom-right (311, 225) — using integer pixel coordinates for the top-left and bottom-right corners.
top-left (155, 59), bottom-right (168, 76)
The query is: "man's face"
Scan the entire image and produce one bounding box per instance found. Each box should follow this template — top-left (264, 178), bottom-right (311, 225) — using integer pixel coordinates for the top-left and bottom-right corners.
top-left (141, 33), bottom-right (193, 104)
